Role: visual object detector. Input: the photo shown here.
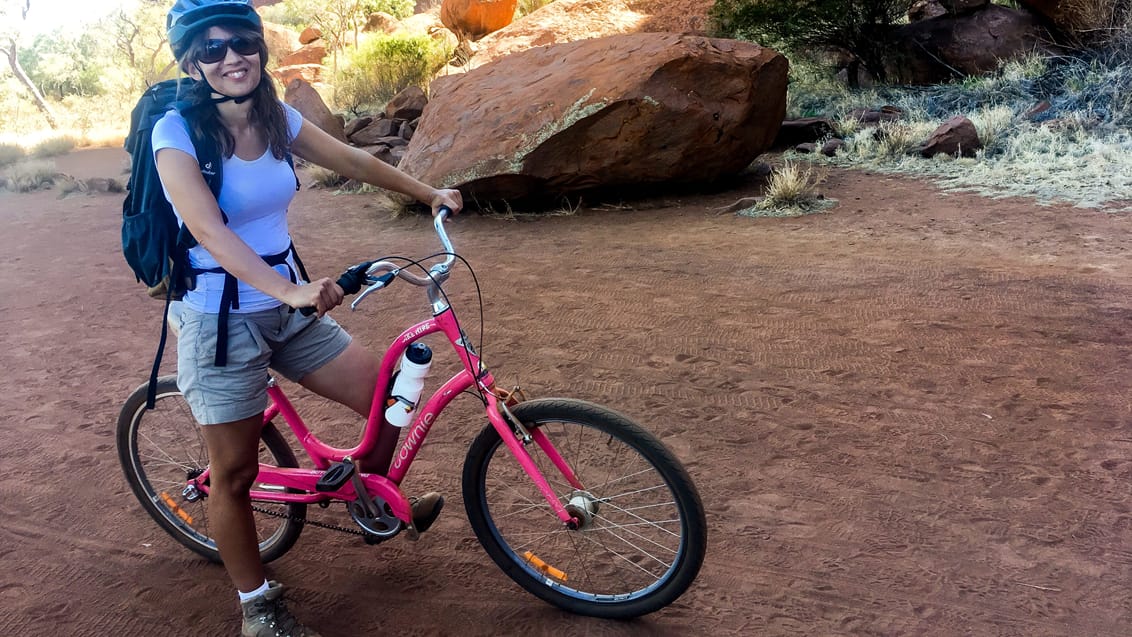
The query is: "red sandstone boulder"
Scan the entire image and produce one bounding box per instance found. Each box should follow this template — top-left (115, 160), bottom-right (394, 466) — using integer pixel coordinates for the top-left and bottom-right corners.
top-left (385, 86), bottom-right (428, 120)
top-left (284, 79), bottom-right (346, 143)
top-left (886, 5), bottom-right (1053, 84)
top-left (461, 0), bottom-right (647, 70)
top-left (440, 0), bottom-right (519, 41)
top-left (277, 43), bottom-right (327, 67)
top-left (261, 21), bottom-right (300, 64)
top-left (272, 63), bottom-right (322, 86)
top-left (909, 0), bottom-right (947, 21)
top-left (299, 26), bottom-right (322, 44)
top-left (918, 116), bottom-right (982, 157)
top-left (399, 33), bottom-right (788, 201)
top-left (364, 12), bottom-right (400, 33)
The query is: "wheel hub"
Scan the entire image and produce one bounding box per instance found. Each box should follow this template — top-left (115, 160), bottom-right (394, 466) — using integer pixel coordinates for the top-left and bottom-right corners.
top-left (564, 490), bottom-right (599, 529)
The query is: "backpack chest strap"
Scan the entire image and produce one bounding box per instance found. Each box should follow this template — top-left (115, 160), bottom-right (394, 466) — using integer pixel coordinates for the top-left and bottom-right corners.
top-left (191, 241), bottom-right (308, 367)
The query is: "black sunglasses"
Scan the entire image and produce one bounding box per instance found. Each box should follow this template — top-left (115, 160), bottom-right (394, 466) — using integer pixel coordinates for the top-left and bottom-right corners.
top-left (197, 36), bottom-right (260, 64)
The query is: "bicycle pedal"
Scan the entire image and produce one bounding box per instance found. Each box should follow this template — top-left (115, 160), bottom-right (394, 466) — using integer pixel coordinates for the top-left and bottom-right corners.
top-left (363, 532), bottom-right (386, 546)
top-left (316, 460), bottom-right (356, 492)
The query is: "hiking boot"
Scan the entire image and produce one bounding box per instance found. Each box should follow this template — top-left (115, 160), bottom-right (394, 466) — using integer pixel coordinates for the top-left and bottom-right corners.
top-left (241, 581), bottom-right (321, 637)
top-left (410, 492), bottom-right (445, 533)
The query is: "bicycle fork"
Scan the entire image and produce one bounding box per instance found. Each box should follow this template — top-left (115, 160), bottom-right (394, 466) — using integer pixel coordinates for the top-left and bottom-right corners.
top-left (486, 392), bottom-right (586, 530)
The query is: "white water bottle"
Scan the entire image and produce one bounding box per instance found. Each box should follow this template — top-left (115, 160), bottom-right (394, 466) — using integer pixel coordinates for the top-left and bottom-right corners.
top-left (384, 343), bottom-right (432, 428)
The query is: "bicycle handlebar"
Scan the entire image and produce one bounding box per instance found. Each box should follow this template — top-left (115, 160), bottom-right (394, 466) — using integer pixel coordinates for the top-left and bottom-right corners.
top-left (298, 206), bottom-right (455, 316)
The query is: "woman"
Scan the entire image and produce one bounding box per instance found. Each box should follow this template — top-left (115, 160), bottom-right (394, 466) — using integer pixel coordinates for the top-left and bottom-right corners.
top-left (154, 1), bottom-right (462, 635)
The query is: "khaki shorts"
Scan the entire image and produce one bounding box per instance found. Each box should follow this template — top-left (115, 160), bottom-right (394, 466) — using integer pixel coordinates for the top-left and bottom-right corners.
top-left (173, 302), bottom-right (352, 425)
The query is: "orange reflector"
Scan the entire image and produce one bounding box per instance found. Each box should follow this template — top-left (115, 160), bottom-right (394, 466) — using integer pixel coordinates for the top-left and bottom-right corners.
top-left (522, 551), bottom-right (567, 582)
top-left (160, 492), bottom-right (195, 524)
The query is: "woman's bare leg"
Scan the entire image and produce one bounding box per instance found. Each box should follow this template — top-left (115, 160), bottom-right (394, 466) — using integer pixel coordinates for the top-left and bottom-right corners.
top-left (298, 340), bottom-right (380, 416)
top-left (199, 414), bottom-right (269, 592)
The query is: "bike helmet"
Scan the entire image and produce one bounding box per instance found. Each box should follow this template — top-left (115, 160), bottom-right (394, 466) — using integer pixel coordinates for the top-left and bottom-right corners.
top-left (167, 0), bottom-right (263, 60)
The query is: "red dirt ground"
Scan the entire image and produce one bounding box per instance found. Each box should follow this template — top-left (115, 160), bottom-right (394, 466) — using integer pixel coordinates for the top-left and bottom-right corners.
top-left (2, 148), bottom-right (1132, 636)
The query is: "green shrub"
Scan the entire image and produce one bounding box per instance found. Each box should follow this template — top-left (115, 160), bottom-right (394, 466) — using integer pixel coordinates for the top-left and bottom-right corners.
top-left (364, 0), bottom-right (414, 19)
top-left (334, 33), bottom-right (452, 114)
top-left (29, 136), bottom-right (76, 159)
top-left (0, 143), bottom-right (25, 168)
top-left (709, 0), bottom-right (909, 83)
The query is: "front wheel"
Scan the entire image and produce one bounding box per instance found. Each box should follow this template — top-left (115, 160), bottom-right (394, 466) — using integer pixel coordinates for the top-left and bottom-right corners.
top-left (116, 375), bottom-right (305, 563)
top-left (462, 398), bottom-right (707, 619)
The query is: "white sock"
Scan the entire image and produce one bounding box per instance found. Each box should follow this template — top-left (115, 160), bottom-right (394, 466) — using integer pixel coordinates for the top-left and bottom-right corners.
top-left (238, 580), bottom-right (271, 603)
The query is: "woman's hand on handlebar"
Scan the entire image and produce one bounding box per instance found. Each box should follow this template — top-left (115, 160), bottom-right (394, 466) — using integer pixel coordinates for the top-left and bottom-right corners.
top-left (429, 188), bottom-right (463, 218)
top-left (286, 277), bottom-right (344, 317)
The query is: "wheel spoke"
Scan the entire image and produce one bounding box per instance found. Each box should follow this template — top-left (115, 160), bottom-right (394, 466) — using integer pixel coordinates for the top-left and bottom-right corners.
top-left (469, 403), bottom-right (705, 615)
top-left (120, 381), bottom-right (303, 564)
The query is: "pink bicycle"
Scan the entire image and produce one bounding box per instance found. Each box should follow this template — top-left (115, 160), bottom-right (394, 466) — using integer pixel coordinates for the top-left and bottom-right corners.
top-left (116, 209), bottom-right (707, 618)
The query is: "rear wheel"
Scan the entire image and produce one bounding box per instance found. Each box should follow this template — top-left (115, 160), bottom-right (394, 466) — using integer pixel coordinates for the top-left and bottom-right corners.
top-left (462, 398), bottom-right (707, 618)
top-left (116, 375), bottom-right (305, 563)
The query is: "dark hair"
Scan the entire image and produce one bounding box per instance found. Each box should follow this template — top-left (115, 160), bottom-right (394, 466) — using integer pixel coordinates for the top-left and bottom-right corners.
top-left (178, 23), bottom-right (290, 162)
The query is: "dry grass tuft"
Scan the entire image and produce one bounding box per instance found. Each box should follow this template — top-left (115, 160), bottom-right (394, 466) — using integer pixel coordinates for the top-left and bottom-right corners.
top-left (739, 161), bottom-right (835, 217)
top-left (4, 160), bottom-right (61, 192)
top-left (0, 142), bottom-right (25, 168)
top-left (29, 136), bottom-right (77, 159)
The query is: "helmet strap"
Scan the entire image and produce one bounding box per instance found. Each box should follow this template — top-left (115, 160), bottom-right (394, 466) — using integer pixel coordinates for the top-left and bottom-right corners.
top-left (193, 61), bottom-right (259, 105)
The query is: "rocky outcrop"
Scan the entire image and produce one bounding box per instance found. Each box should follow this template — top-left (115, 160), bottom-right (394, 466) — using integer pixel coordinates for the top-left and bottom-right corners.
top-left (274, 63), bottom-right (322, 86)
top-left (262, 21), bottom-right (301, 65)
top-left (299, 26), bottom-right (322, 44)
top-left (284, 79), bottom-right (347, 143)
top-left (886, 5), bottom-right (1053, 84)
top-left (385, 86), bottom-right (428, 120)
top-left (440, 0), bottom-right (519, 41)
top-left (400, 33), bottom-right (788, 202)
top-left (364, 12), bottom-right (400, 33)
top-left (626, 0), bottom-right (713, 34)
top-left (458, 0), bottom-right (647, 70)
top-left (277, 43), bottom-right (327, 67)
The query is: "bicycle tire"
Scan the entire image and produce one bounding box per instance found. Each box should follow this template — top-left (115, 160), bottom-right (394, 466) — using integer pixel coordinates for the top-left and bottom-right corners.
top-left (462, 398), bottom-right (707, 619)
top-left (116, 375), bottom-right (305, 563)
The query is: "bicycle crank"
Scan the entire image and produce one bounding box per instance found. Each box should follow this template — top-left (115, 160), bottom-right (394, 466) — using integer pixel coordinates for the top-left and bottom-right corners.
top-left (347, 495), bottom-right (403, 539)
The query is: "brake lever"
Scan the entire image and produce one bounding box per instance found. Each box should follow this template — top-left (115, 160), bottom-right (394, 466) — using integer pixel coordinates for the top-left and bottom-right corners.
top-left (350, 271), bottom-right (397, 311)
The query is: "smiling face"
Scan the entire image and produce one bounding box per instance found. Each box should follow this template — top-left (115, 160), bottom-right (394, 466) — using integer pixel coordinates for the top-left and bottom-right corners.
top-left (187, 25), bottom-right (262, 99)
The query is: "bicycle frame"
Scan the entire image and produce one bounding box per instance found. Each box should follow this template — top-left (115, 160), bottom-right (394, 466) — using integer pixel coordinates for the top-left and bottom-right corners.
top-left (187, 300), bottom-right (586, 530)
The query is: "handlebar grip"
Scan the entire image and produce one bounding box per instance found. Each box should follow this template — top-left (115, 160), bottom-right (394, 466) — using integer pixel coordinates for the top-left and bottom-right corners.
top-left (297, 261), bottom-right (376, 316)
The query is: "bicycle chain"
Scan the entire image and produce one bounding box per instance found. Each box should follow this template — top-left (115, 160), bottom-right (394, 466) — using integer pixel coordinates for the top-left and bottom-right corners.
top-left (251, 503), bottom-right (367, 536)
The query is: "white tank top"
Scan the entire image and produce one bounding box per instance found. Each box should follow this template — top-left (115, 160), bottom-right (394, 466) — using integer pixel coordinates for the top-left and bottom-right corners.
top-left (151, 103), bottom-right (305, 313)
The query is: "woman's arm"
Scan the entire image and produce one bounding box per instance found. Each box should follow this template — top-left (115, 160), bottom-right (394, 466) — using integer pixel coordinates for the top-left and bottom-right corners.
top-left (290, 118), bottom-right (463, 214)
top-left (155, 147), bottom-right (342, 314)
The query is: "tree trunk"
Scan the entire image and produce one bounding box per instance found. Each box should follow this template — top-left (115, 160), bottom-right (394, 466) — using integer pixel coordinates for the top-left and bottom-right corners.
top-left (2, 37), bottom-right (59, 130)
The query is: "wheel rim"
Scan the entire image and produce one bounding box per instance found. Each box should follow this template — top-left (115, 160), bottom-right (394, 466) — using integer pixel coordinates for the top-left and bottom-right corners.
top-left (477, 419), bottom-right (688, 603)
top-left (126, 390), bottom-right (294, 554)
